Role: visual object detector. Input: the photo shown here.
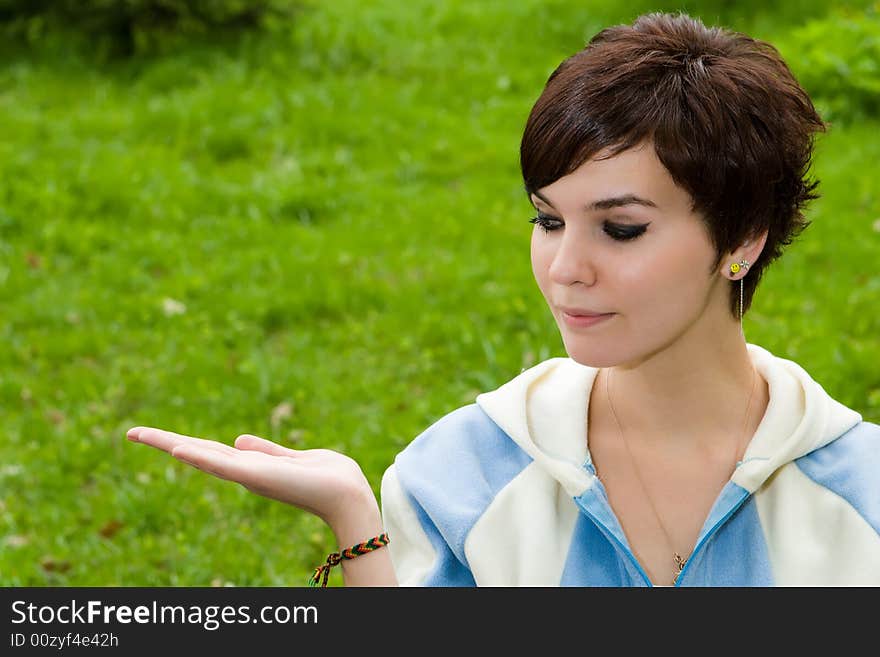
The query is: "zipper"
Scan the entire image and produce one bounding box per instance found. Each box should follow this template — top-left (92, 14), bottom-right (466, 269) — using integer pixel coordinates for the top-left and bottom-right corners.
top-left (573, 485), bottom-right (652, 587)
top-left (673, 487), bottom-right (751, 586)
top-left (577, 468), bottom-right (752, 587)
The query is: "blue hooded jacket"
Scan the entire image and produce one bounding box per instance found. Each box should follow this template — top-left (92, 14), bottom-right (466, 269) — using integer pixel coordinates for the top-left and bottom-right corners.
top-left (380, 343), bottom-right (880, 586)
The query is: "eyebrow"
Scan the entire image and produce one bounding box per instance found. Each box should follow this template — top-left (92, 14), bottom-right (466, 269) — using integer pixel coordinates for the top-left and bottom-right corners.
top-left (532, 190), bottom-right (658, 212)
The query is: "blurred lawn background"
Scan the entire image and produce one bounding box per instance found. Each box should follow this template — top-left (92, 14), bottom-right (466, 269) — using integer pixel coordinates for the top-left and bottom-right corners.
top-left (1, 0), bottom-right (878, 586)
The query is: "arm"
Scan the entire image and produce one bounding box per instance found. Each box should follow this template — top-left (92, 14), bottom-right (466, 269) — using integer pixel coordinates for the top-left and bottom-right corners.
top-left (126, 426), bottom-right (398, 586)
top-left (329, 487), bottom-right (398, 587)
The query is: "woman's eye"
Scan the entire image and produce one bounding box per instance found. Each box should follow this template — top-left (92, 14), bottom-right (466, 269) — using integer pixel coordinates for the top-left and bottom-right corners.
top-left (528, 213), bottom-right (648, 241)
top-left (604, 223), bottom-right (649, 241)
top-left (528, 213), bottom-right (562, 232)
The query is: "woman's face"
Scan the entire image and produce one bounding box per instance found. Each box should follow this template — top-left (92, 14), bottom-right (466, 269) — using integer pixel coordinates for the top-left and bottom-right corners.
top-left (530, 140), bottom-right (730, 368)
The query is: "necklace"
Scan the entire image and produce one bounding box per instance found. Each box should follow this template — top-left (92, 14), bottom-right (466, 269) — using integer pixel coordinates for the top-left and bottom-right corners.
top-left (604, 366), bottom-right (758, 585)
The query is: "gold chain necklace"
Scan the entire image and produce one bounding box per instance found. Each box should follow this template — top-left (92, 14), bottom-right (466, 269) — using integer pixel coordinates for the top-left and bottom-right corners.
top-left (604, 366), bottom-right (758, 585)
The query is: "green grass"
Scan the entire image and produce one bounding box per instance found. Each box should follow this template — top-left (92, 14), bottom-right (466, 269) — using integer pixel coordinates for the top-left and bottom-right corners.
top-left (1, 0), bottom-right (878, 586)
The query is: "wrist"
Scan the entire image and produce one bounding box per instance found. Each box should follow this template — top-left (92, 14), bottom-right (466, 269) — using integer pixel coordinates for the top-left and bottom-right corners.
top-left (327, 486), bottom-right (383, 547)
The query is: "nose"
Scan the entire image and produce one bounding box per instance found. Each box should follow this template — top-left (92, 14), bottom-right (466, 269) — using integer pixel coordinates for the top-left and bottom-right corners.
top-left (547, 229), bottom-right (597, 287)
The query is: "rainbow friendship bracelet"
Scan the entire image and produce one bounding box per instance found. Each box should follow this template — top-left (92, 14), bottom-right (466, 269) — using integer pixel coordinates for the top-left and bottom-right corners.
top-left (308, 533), bottom-right (391, 587)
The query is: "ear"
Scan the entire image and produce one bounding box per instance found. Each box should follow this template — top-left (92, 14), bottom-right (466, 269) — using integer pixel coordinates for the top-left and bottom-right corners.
top-left (725, 229), bottom-right (768, 279)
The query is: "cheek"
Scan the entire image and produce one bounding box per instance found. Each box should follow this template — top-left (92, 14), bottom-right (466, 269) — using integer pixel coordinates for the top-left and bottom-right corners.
top-left (530, 235), bottom-right (554, 296)
top-left (608, 254), bottom-right (662, 307)
top-left (619, 252), bottom-right (713, 333)
top-left (617, 233), bottom-right (707, 302)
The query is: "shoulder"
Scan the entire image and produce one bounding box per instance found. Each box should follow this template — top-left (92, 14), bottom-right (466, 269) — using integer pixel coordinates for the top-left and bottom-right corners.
top-left (379, 404), bottom-right (536, 583)
top-left (795, 421), bottom-right (880, 531)
top-left (798, 420), bottom-right (880, 474)
top-left (389, 403), bottom-right (533, 494)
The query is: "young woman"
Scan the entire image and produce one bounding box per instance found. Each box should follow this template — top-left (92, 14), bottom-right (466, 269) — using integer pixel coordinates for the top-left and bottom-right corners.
top-left (127, 11), bottom-right (880, 587)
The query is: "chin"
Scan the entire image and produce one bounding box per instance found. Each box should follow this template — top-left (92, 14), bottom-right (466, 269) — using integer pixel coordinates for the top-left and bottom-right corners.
top-left (560, 338), bottom-right (619, 369)
top-left (567, 353), bottom-right (618, 369)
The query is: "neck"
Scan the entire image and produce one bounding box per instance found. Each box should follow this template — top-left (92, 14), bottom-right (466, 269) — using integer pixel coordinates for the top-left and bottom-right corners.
top-left (602, 305), bottom-right (768, 451)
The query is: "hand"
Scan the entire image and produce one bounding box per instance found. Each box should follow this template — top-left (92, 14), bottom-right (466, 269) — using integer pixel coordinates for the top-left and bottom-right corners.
top-left (125, 426), bottom-right (377, 531)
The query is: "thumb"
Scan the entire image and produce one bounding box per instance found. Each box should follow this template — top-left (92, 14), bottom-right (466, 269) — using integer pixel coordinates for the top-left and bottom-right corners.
top-left (234, 433), bottom-right (299, 457)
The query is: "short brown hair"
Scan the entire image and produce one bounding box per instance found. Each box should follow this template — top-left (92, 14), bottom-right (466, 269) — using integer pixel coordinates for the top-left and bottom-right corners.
top-left (520, 11), bottom-right (828, 319)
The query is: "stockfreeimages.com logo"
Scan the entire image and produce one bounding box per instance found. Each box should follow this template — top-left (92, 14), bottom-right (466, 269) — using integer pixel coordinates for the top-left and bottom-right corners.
top-left (11, 599), bottom-right (318, 631)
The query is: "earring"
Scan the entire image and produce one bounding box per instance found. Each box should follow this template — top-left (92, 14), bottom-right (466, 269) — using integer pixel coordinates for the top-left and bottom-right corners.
top-left (730, 259), bottom-right (751, 321)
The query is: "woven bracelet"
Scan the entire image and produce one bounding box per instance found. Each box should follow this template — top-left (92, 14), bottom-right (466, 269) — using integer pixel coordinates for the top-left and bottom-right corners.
top-left (308, 532), bottom-right (390, 587)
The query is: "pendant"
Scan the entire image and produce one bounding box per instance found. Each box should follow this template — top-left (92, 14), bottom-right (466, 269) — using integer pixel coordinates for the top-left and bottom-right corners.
top-left (673, 552), bottom-right (687, 583)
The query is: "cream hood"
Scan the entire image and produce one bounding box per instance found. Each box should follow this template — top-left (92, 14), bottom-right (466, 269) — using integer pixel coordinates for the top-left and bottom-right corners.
top-left (474, 343), bottom-right (863, 497)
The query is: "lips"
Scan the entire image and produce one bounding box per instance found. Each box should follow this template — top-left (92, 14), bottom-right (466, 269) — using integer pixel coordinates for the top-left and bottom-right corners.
top-left (561, 311), bottom-right (615, 328)
top-left (558, 306), bottom-right (613, 317)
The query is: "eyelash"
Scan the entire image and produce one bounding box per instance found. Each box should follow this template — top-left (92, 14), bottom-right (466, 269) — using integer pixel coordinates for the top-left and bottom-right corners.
top-left (529, 213), bottom-right (649, 242)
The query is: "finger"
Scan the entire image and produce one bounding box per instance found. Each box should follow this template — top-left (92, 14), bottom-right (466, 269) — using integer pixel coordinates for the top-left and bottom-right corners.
top-left (126, 426), bottom-right (157, 442)
top-left (171, 445), bottom-right (323, 514)
top-left (128, 427), bottom-right (237, 457)
top-left (171, 444), bottom-right (286, 496)
top-left (170, 444), bottom-right (249, 482)
top-left (234, 433), bottom-right (300, 457)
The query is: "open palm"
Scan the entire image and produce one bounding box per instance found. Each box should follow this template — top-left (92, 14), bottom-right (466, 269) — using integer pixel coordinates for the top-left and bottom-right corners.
top-left (126, 426), bottom-right (374, 529)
